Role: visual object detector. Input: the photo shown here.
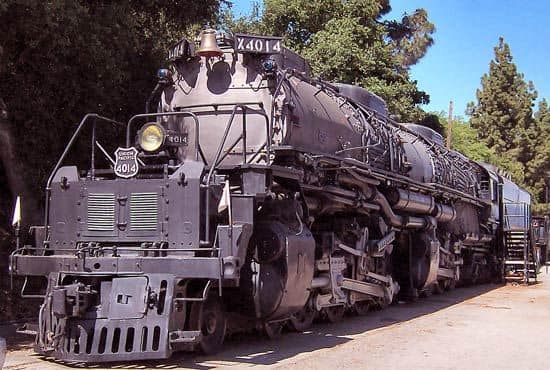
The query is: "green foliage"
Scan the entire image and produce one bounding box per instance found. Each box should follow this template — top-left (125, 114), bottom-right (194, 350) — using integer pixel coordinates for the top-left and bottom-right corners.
top-left (526, 99), bottom-right (550, 202)
top-left (222, 1), bottom-right (265, 34)
top-left (224, 0), bottom-right (433, 122)
top-left (468, 37), bottom-right (537, 154)
top-left (429, 112), bottom-right (497, 163)
top-left (0, 0), bottom-right (221, 204)
top-left (386, 8), bottom-right (435, 70)
top-left (533, 203), bottom-right (550, 216)
top-left (419, 113), bottom-right (444, 136)
top-left (468, 37), bottom-right (548, 202)
top-left (452, 121), bottom-right (499, 164)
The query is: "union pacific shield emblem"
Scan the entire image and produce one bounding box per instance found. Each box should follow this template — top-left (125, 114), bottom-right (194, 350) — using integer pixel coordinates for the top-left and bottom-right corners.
top-left (114, 147), bottom-right (139, 178)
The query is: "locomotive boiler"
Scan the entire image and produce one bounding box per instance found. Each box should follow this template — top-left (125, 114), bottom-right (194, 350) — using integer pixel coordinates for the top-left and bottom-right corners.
top-left (9, 28), bottom-right (531, 362)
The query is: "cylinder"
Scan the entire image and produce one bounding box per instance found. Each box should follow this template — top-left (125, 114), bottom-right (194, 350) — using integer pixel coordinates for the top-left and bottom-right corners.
top-left (388, 189), bottom-right (435, 214)
top-left (404, 216), bottom-right (428, 229)
top-left (434, 203), bottom-right (457, 223)
top-left (311, 275), bottom-right (331, 289)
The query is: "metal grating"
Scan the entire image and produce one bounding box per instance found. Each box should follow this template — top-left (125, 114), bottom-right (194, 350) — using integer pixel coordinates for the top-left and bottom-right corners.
top-left (130, 192), bottom-right (158, 231)
top-left (87, 193), bottom-right (115, 231)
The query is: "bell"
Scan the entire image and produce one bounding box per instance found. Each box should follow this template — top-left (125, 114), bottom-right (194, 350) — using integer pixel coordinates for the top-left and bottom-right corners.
top-left (197, 28), bottom-right (223, 58)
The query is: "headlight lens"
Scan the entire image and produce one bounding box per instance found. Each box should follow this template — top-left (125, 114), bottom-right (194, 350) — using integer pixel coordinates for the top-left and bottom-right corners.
top-left (139, 123), bottom-right (165, 152)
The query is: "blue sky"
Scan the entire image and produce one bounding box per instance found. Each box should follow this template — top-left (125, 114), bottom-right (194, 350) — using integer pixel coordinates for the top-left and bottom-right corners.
top-left (230, 1), bottom-right (550, 118)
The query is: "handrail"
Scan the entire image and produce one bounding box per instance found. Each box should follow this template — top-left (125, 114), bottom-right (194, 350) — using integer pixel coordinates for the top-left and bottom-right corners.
top-left (43, 114), bottom-right (124, 240)
top-left (503, 201), bottom-right (531, 231)
top-left (502, 201), bottom-right (533, 284)
top-left (45, 111), bottom-right (200, 244)
top-left (43, 103), bottom-right (271, 250)
top-left (203, 103), bottom-right (270, 245)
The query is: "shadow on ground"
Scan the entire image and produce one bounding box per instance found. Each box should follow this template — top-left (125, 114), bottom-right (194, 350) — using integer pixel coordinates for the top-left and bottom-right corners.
top-left (21, 282), bottom-right (503, 369)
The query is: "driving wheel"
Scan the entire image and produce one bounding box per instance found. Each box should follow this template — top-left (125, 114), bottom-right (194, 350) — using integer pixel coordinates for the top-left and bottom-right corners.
top-left (353, 300), bottom-right (371, 316)
top-left (289, 301), bottom-right (316, 332)
top-left (264, 321), bottom-right (284, 339)
top-left (324, 305), bottom-right (345, 323)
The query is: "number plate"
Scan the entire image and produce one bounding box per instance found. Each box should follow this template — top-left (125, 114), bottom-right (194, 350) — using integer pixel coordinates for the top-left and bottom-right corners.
top-left (235, 33), bottom-right (282, 54)
top-left (165, 132), bottom-right (189, 146)
top-left (168, 38), bottom-right (193, 61)
top-left (114, 147), bottom-right (139, 178)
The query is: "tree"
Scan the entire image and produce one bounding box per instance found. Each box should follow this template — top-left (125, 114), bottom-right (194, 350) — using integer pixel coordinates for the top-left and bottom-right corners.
top-left (468, 38), bottom-right (537, 154)
top-left (429, 112), bottom-right (498, 163)
top-left (467, 37), bottom-right (538, 186)
top-left (525, 99), bottom-right (550, 202)
top-left (386, 8), bottom-right (435, 70)
top-left (0, 0), bottom-right (222, 227)
top-left (225, 0), bottom-right (433, 122)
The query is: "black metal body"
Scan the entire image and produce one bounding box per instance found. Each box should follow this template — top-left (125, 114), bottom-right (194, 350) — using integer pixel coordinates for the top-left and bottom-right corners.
top-left (9, 32), bottom-right (533, 363)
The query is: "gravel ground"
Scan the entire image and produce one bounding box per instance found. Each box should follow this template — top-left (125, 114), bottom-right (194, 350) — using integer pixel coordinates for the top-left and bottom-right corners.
top-left (4, 269), bottom-right (550, 370)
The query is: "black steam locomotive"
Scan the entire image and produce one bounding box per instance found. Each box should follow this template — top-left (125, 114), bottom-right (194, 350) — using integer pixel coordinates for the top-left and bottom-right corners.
top-left (10, 29), bottom-right (533, 362)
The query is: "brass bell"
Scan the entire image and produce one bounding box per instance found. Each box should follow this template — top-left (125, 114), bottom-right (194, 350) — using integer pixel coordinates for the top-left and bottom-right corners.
top-left (197, 27), bottom-right (223, 58)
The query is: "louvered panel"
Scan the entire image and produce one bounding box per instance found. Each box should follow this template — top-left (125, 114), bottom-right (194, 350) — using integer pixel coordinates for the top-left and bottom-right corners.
top-left (130, 192), bottom-right (158, 231)
top-left (87, 193), bottom-right (115, 231)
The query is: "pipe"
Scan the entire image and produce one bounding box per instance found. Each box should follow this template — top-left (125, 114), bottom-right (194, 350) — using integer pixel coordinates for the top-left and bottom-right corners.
top-left (404, 216), bottom-right (428, 228)
top-left (338, 173), bottom-right (375, 198)
top-left (388, 188), bottom-right (435, 214)
top-left (434, 203), bottom-right (456, 223)
top-left (145, 81), bottom-right (168, 114)
top-left (372, 190), bottom-right (428, 229)
top-left (311, 275), bottom-right (331, 289)
top-left (383, 189), bottom-right (457, 224)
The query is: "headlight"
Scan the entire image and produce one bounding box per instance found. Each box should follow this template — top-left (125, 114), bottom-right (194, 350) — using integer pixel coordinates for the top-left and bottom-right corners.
top-left (139, 123), bottom-right (165, 152)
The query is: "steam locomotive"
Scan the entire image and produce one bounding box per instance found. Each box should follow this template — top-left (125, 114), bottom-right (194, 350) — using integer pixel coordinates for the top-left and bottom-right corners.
top-left (10, 28), bottom-right (533, 362)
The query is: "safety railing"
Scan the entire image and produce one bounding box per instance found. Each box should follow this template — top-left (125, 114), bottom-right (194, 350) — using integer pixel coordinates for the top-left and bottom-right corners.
top-left (503, 202), bottom-right (530, 231)
top-left (42, 112), bottom-right (201, 246)
top-left (503, 201), bottom-right (534, 284)
top-left (191, 103), bottom-right (270, 246)
top-left (43, 114), bottom-right (125, 243)
top-left (42, 102), bottom-right (271, 251)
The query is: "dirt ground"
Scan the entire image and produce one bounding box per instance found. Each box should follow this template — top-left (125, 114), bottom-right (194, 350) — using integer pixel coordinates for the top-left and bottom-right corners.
top-left (3, 269), bottom-right (550, 370)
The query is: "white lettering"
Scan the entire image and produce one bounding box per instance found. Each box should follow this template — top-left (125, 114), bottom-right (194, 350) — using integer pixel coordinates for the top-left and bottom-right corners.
top-left (237, 37), bottom-right (245, 50)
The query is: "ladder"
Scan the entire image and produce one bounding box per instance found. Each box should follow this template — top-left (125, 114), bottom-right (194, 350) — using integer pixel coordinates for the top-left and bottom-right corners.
top-left (503, 202), bottom-right (537, 284)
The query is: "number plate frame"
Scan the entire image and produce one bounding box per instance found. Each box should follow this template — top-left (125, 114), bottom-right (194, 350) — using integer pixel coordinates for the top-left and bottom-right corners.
top-left (114, 147), bottom-right (139, 178)
top-left (235, 33), bottom-right (282, 54)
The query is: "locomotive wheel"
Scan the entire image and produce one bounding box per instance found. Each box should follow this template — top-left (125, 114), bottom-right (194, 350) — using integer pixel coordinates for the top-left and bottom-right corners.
top-left (419, 284), bottom-right (433, 298)
top-left (289, 303), bottom-right (316, 332)
top-left (190, 293), bottom-right (226, 355)
top-left (433, 281), bottom-right (444, 295)
top-left (264, 321), bottom-right (284, 339)
top-left (444, 279), bottom-right (456, 291)
top-left (324, 305), bottom-right (345, 323)
top-left (353, 300), bottom-right (371, 316)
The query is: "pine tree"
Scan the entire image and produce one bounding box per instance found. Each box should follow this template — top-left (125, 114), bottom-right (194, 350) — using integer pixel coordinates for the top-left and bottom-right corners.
top-left (526, 99), bottom-right (550, 203)
top-left (468, 37), bottom-right (537, 182)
